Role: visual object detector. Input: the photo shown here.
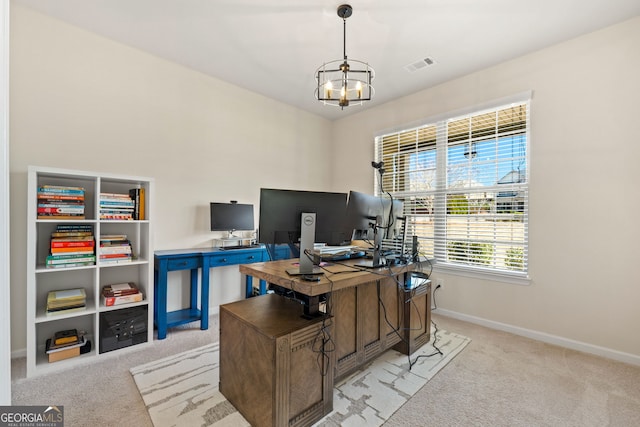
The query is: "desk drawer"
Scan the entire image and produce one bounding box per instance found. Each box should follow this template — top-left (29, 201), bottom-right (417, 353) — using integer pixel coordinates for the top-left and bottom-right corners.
top-left (210, 251), bottom-right (265, 267)
top-left (167, 257), bottom-right (200, 271)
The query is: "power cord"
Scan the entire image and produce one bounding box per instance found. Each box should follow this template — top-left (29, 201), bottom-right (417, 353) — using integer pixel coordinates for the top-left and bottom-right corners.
top-left (408, 281), bottom-right (443, 368)
top-left (315, 278), bottom-right (336, 377)
top-left (409, 319), bottom-right (443, 368)
top-left (433, 281), bottom-right (441, 311)
top-left (291, 254), bottom-right (336, 378)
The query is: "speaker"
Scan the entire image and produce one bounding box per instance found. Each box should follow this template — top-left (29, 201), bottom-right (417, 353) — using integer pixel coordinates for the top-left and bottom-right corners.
top-left (99, 305), bottom-right (148, 353)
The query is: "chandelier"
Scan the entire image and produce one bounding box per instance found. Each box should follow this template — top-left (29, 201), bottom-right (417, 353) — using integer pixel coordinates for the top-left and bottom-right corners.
top-left (315, 4), bottom-right (375, 109)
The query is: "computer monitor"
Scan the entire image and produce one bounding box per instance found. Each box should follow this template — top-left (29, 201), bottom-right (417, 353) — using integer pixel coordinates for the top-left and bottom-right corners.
top-left (258, 188), bottom-right (350, 274)
top-left (345, 191), bottom-right (404, 268)
top-left (210, 202), bottom-right (255, 235)
top-left (344, 191), bottom-right (404, 240)
top-left (258, 188), bottom-right (349, 246)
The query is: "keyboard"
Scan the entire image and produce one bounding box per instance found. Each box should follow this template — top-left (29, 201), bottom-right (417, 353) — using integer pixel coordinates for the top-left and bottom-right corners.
top-left (219, 245), bottom-right (259, 250)
top-left (320, 250), bottom-right (366, 261)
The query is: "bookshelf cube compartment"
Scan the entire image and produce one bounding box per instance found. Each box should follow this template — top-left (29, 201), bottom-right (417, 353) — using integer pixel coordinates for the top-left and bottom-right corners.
top-left (35, 313), bottom-right (95, 368)
top-left (99, 263), bottom-right (150, 310)
top-left (35, 268), bottom-right (95, 320)
top-left (36, 173), bottom-right (97, 220)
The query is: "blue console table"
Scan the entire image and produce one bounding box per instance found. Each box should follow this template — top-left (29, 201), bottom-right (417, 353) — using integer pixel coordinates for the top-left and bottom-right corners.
top-left (154, 246), bottom-right (269, 339)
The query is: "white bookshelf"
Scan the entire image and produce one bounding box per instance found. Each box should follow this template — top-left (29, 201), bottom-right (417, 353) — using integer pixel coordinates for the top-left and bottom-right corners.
top-left (26, 166), bottom-right (154, 377)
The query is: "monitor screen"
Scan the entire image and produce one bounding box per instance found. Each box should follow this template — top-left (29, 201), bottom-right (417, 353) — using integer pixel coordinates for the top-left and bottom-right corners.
top-left (210, 202), bottom-right (255, 232)
top-left (258, 188), bottom-right (350, 246)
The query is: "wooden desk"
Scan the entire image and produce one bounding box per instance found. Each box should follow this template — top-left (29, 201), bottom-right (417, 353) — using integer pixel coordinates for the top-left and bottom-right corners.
top-left (238, 258), bottom-right (431, 380)
top-left (153, 246), bottom-right (269, 339)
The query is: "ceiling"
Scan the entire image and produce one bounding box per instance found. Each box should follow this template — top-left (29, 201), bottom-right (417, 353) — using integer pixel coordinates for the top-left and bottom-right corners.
top-left (14, 0), bottom-right (640, 121)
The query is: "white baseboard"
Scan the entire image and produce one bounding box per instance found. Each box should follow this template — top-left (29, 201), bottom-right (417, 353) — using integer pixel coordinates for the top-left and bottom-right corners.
top-left (435, 308), bottom-right (640, 367)
top-left (11, 348), bottom-right (26, 360)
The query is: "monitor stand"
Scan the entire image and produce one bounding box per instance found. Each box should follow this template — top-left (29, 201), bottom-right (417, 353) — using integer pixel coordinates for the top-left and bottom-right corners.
top-left (286, 267), bottom-right (324, 276)
top-left (286, 212), bottom-right (324, 276)
top-left (354, 215), bottom-right (386, 268)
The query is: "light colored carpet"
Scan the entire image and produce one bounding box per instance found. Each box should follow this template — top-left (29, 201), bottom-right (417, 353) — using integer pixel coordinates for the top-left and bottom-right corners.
top-left (130, 329), bottom-right (470, 427)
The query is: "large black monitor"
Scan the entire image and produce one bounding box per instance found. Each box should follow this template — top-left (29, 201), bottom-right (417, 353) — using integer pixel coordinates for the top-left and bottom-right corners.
top-left (258, 188), bottom-right (350, 246)
top-left (210, 202), bottom-right (254, 235)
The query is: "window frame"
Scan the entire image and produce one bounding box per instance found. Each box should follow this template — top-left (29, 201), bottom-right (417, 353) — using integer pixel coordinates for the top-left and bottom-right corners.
top-left (374, 92), bottom-right (532, 284)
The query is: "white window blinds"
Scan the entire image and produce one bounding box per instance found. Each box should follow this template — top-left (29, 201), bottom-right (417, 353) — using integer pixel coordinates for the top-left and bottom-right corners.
top-left (375, 100), bottom-right (529, 275)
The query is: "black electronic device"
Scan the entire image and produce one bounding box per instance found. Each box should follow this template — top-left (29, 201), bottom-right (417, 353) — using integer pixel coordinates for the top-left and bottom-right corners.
top-left (257, 188), bottom-right (350, 246)
top-left (406, 271), bottom-right (431, 291)
top-left (99, 306), bottom-right (148, 353)
top-left (210, 202), bottom-right (255, 235)
top-left (268, 283), bottom-right (325, 318)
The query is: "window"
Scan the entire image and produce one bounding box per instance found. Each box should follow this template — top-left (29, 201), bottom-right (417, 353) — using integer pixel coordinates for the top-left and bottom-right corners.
top-left (375, 96), bottom-right (529, 278)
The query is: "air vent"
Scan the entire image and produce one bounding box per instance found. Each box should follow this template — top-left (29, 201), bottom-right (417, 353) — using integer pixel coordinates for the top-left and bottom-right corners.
top-left (404, 57), bottom-right (436, 73)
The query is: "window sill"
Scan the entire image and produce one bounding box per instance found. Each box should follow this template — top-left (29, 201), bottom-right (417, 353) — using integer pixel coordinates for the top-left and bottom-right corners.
top-left (432, 262), bottom-right (531, 286)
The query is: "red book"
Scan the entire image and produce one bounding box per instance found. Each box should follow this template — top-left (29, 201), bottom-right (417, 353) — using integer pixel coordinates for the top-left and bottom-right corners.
top-left (51, 240), bottom-right (95, 249)
top-left (103, 292), bottom-right (143, 306)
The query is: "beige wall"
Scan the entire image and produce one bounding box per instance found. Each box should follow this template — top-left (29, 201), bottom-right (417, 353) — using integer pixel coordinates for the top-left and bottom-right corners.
top-left (9, 4), bottom-right (640, 363)
top-left (330, 17), bottom-right (640, 360)
top-left (9, 5), bottom-right (332, 353)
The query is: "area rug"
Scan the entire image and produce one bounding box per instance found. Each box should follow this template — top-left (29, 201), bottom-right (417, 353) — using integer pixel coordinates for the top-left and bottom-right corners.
top-left (131, 329), bottom-right (470, 427)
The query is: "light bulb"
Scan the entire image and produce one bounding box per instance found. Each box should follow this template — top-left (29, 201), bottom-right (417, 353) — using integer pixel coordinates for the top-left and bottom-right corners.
top-left (356, 81), bottom-right (362, 99)
top-left (325, 81), bottom-right (333, 99)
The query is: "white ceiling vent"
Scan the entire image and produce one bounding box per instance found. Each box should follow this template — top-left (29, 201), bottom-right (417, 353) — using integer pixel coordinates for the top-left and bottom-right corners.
top-left (404, 57), bottom-right (436, 73)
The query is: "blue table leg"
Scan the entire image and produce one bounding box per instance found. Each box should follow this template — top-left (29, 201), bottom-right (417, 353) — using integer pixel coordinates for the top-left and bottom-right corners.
top-left (155, 259), bottom-right (168, 340)
top-left (190, 268), bottom-right (198, 312)
top-left (245, 275), bottom-right (267, 297)
top-left (245, 275), bottom-right (253, 298)
top-left (200, 258), bottom-right (210, 330)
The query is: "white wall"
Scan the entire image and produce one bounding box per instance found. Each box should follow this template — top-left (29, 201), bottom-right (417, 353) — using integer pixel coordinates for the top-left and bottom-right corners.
top-left (330, 17), bottom-right (640, 360)
top-left (9, 5), bottom-right (332, 354)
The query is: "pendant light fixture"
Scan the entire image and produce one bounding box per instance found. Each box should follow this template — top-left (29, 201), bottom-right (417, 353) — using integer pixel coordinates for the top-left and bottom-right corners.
top-left (314, 4), bottom-right (375, 109)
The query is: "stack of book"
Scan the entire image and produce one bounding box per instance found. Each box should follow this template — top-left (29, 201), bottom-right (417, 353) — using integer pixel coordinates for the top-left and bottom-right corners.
top-left (45, 329), bottom-right (89, 363)
top-left (46, 288), bottom-right (87, 315)
top-left (46, 224), bottom-right (96, 268)
top-left (99, 192), bottom-right (135, 220)
top-left (101, 282), bottom-right (143, 306)
top-left (98, 235), bottom-right (133, 264)
top-left (37, 185), bottom-right (85, 220)
top-left (128, 187), bottom-right (146, 220)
